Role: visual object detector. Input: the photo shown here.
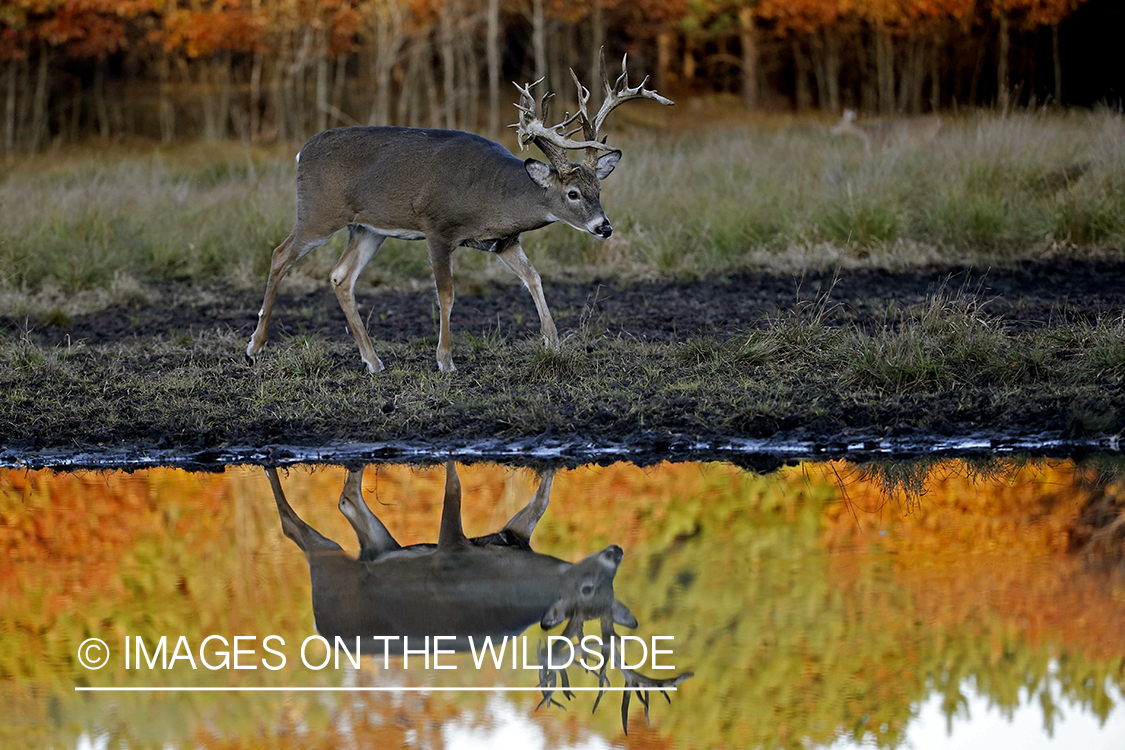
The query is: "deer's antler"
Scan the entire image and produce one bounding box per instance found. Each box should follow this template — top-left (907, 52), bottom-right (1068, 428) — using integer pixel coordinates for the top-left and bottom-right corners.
top-left (512, 79), bottom-right (614, 173)
top-left (513, 52), bottom-right (673, 171)
top-left (535, 611), bottom-right (693, 736)
top-left (571, 51), bottom-right (675, 167)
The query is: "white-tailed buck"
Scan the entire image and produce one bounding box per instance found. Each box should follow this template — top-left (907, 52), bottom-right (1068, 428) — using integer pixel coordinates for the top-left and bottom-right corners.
top-left (267, 461), bottom-right (691, 733)
top-left (830, 109), bottom-right (943, 154)
top-left (246, 55), bottom-right (673, 373)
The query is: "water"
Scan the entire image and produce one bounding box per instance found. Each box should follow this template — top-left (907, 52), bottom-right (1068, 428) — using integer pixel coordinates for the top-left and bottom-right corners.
top-left (2, 458), bottom-right (1123, 749)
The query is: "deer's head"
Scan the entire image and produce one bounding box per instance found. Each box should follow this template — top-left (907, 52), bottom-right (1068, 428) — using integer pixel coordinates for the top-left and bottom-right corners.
top-left (513, 53), bottom-right (671, 241)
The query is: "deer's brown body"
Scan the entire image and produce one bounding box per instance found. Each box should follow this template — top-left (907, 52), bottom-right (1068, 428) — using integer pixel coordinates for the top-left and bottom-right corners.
top-left (246, 56), bottom-right (671, 374)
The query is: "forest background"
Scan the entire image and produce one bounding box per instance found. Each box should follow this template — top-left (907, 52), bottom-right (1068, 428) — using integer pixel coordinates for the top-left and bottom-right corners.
top-left (0, 0), bottom-right (1121, 152)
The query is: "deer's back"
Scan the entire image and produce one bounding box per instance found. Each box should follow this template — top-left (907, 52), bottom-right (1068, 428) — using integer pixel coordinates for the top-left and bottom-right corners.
top-left (294, 126), bottom-right (532, 236)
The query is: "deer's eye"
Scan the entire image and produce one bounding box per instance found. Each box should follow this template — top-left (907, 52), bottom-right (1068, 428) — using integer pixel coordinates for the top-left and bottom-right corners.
top-left (567, 189), bottom-right (580, 201)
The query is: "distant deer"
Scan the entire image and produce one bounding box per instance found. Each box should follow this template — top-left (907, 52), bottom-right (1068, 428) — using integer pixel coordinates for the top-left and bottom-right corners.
top-left (246, 55), bottom-right (673, 373)
top-left (830, 109), bottom-right (943, 154)
top-left (267, 461), bottom-right (691, 732)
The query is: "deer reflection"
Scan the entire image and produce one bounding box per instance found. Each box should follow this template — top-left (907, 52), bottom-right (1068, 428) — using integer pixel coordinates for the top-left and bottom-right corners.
top-left (267, 461), bottom-right (691, 733)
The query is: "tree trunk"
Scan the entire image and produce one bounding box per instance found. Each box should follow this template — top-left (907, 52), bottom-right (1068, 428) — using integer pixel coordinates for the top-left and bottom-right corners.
top-left (532, 0), bottom-right (546, 87)
top-left (998, 11), bottom-right (1010, 112)
top-left (930, 28), bottom-right (942, 111)
top-left (487, 0), bottom-right (501, 137)
top-left (656, 30), bottom-right (673, 93)
top-left (682, 34), bottom-right (697, 85)
top-left (5, 63), bottom-right (16, 152)
top-left (738, 7), bottom-right (759, 108)
top-left (1052, 22), bottom-right (1062, 105)
top-left (875, 25), bottom-right (895, 114)
top-left (791, 36), bottom-right (812, 110)
top-left (316, 28), bottom-right (330, 132)
top-left (29, 43), bottom-right (50, 152)
top-left (590, 0), bottom-right (605, 90)
top-left (95, 60), bottom-right (110, 139)
top-left (811, 30), bottom-right (840, 112)
top-left (249, 50), bottom-right (262, 140)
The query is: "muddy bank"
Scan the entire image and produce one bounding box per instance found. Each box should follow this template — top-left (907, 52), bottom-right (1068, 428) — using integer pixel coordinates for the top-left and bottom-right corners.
top-left (2, 259), bottom-right (1124, 470)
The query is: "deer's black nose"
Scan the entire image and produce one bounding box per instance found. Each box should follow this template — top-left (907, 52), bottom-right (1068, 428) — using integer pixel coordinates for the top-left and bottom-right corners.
top-left (594, 221), bottom-right (613, 239)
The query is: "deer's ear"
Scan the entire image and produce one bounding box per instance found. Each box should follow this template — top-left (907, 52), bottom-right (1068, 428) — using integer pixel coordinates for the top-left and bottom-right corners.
top-left (525, 158), bottom-right (554, 188)
top-left (541, 600), bottom-right (568, 630)
top-left (612, 600), bottom-right (637, 628)
top-left (594, 150), bottom-right (621, 180)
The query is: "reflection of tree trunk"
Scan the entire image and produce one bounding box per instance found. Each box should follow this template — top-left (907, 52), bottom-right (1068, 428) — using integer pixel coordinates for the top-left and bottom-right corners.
top-left (997, 12), bottom-right (1010, 112)
top-left (1052, 22), bottom-right (1062, 104)
top-left (738, 7), bottom-right (758, 108)
top-left (487, 0), bottom-right (500, 137)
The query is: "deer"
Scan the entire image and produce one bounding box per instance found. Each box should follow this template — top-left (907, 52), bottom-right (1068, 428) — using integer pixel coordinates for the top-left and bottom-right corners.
top-left (266, 460), bottom-right (691, 733)
top-left (246, 55), bottom-right (673, 373)
top-left (830, 108), bottom-right (943, 155)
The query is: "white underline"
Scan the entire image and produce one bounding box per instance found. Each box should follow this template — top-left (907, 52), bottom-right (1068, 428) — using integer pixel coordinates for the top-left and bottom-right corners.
top-left (75, 686), bottom-right (677, 692)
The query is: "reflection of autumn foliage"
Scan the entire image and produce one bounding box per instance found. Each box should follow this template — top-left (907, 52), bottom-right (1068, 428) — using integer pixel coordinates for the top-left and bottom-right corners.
top-left (3, 460), bottom-right (1124, 749)
top-left (822, 460), bottom-right (1125, 662)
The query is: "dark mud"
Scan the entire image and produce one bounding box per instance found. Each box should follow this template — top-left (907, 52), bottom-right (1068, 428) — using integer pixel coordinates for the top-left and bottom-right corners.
top-left (3, 258), bottom-right (1125, 470)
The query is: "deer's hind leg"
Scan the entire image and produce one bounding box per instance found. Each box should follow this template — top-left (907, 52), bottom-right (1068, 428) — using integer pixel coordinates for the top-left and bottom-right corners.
top-left (266, 468), bottom-right (342, 554)
top-left (331, 225), bottom-right (387, 373)
top-left (501, 469), bottom-right (554, 545)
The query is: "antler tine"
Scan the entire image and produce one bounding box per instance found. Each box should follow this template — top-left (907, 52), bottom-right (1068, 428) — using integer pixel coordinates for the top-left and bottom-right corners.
top-left (511, 78), bottom-right (613, 171)
top-left (570, 68), bottom-right (596, 143)
top-left (591, 52), bottom-right (675, 137)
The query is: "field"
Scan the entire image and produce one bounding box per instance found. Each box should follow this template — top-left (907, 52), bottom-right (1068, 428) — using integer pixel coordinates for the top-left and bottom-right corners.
top-left (1, 104), bottom-right (1124, 466)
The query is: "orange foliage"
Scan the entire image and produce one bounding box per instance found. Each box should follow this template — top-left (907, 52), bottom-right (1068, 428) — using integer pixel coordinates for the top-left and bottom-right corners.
top-left (820, 461), bottom-right (1125, 663)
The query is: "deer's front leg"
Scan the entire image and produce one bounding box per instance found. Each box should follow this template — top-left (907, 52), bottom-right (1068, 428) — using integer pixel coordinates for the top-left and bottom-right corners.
top-left (497, 241), bottom-right (559, 350)
top-left (428, 240), bottom-right (457, 372)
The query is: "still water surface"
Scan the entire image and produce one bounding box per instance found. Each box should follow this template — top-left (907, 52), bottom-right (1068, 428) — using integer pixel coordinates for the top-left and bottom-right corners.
top-left (2, 458), bottom-right (1123, 749)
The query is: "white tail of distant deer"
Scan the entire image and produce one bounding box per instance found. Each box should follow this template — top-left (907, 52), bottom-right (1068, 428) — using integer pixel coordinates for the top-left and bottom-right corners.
top-left (267, 460), bottom-right (691, 733)
top-left (246, 53), bottom-right (672, 374)
top-left (830, 109), bottom-right (943, 154)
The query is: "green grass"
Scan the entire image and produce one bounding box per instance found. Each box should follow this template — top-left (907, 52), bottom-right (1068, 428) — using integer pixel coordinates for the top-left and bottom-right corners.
top-left (2, 107), bottom-right (1123, 319)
